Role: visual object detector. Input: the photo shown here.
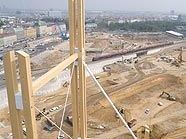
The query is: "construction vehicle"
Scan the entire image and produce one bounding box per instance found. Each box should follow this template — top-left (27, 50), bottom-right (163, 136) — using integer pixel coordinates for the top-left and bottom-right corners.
top-left (171, 60), bottom-right (181, 67)
top-left (43, 117), bottom-right (56, 131)
top-left (172, 47), bottom-right (184, 67)
top-left (178, 47), bottom-right (183, 63)
top-left (159, 91), bottom-right (176, 101)
top-left (115, 108), bottom-right (125, 118)
top-left (66, 115), bottom-right (73, 126)
top-left (115, 108), bottom-right (136, 128)
top-left (36, 108), bottom-right (49, 121)
top-left (63, 81), bottom-right (69, 87)
top-left (172, 47), bottom-right (183, 68)
top-left (127, 119), bottom-right (137, 128)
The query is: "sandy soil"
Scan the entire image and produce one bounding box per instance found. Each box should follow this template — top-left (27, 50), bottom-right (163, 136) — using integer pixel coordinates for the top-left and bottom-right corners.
top-left (0, 35), bottom-right (186, 139)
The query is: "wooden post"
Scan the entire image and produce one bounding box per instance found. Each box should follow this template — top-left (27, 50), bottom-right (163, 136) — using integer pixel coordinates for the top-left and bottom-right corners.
top-left (77, 0), bottom-right (87, 138)
top-left (3, 51), bottom-right (23, 139)
top-left (17, 51), bottom-right (38, 139)
top-left (32, 53), bottom-right (78, 93)
top-left (137, 126), bottom-right (143, 139)
top-left (137, 125), bottom-right (150, 139)
top-left (144, 125), bottom-right (150, 139)
top-left (69, 0), bottom-right (80, 138)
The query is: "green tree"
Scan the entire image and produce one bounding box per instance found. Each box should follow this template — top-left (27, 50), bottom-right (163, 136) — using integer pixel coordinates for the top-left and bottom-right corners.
top-left (0, 19), bottom-right (4, 27)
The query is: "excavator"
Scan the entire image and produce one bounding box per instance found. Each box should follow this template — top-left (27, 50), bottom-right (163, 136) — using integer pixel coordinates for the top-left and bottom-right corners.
top-left (178, 47), bottom-right (183, 63)
top-left (172, 47), bottom-right (184, 67)
top-left (159, 91), bottom-right (176, 101)
top-left (115, 108), bottom-right (137, 128)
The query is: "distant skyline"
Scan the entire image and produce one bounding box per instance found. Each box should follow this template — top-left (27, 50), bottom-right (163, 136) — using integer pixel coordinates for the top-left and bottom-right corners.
top-left (1, 0), bottom-right (186, 14)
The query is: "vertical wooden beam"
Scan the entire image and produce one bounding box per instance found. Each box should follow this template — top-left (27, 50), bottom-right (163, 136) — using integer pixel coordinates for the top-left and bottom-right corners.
top-left (71, 66), bottom-right (80, 138)
top-left (144, 126), bottom-right (150, 139)
top-left (3, 51), bottom-right (23, 139)
top-left (137, 126), bottom-right (150, 139)
top-left (145, 129), bottom-right (150, 139)
top-left (17, 51), bottom-right (37, 139)
top-left (77, 0), bottom-right (87, 138)
top-left (137, 127), bottom-right (143, 139)
top-left (69, 0), bottom-right (80, 138)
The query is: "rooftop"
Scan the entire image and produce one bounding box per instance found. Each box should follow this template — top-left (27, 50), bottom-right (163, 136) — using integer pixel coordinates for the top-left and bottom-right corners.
top-left (166, 30), bottom-right (184, 37)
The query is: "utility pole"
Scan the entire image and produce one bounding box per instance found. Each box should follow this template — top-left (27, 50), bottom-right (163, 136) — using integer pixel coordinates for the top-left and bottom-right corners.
top-left (69, 0), bottom-right (80, 138)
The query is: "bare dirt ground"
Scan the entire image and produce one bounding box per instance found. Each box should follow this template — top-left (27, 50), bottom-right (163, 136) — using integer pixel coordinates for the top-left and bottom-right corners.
top-left (37, 46), bottom-right (186, 139)
top-left (0, 35), bottom-right (186, 139)
top-left (30, 32), bottom-right (180, 70)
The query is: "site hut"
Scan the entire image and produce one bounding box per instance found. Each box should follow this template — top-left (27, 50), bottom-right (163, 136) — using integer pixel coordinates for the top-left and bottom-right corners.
top-left (166, 30), bottom-right (184, 39)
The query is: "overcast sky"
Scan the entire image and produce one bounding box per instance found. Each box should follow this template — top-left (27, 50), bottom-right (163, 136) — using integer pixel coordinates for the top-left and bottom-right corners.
top-left (1, 0), bottom-right (186, 13)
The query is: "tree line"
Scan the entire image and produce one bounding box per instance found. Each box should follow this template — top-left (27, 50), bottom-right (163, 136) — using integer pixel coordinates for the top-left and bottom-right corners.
top-left (98, 21), bottom-right (186, 32)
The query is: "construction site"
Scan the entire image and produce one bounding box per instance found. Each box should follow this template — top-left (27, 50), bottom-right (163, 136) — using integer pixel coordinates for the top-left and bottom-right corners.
top-left (0, 1), bottom-right (186, 139)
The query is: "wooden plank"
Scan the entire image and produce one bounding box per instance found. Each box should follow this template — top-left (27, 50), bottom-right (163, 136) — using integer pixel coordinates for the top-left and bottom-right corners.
top-left (69, 0), bottom-right (80, 138)
top-left (77, 0), bottom-right (87, 138)
top-left (32, 53), bottom-right (78, 93)
top-left (17, 51), bottom-right (38, 139)
top-left (82, 0), bottom-right (87, 132)
top-left (137, 127), bottom-right (143, 139)
top-left (71, 65), bottom-right (79, 137)
top-left (145, 128), bottom-right (150, 139)
top-left (69, 0), bottom-right (76, 55)
top-left (3, 51), bottom-right (23, 139)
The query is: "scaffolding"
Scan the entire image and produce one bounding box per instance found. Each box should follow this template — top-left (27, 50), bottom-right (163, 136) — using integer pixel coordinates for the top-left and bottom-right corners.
top-left (3, 0), bottom-right (138, 139)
